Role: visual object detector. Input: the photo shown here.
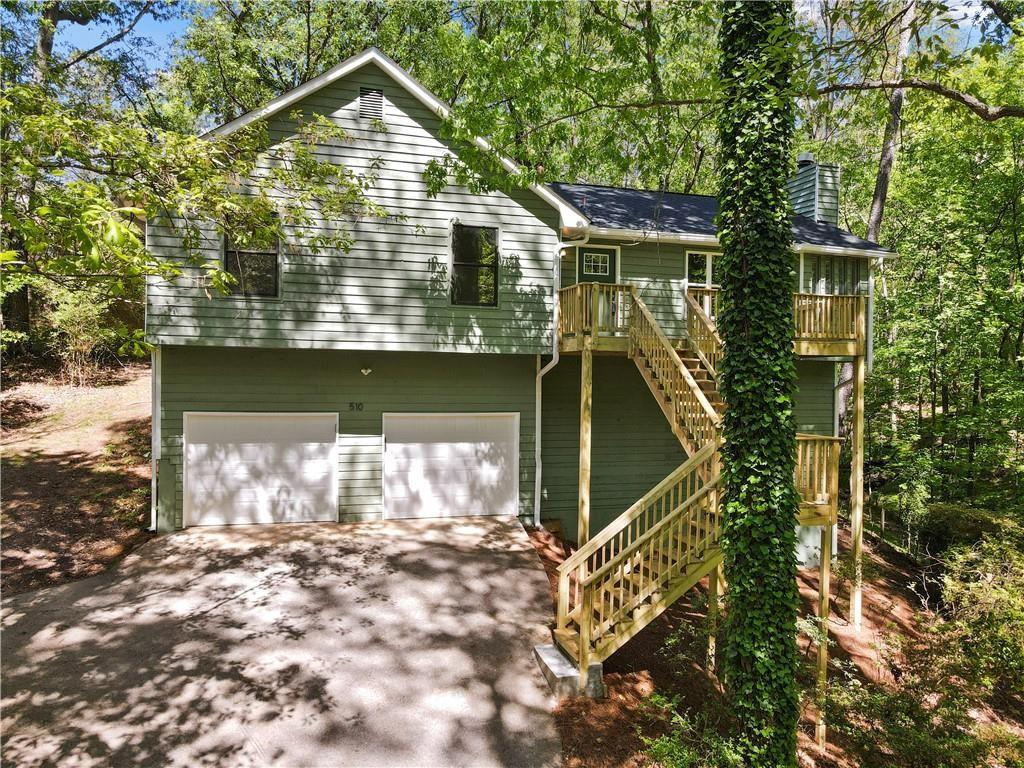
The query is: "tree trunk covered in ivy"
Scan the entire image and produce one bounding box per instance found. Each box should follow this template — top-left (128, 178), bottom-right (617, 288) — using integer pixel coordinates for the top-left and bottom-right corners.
top-left (716, 2), bottom-right (801, 766)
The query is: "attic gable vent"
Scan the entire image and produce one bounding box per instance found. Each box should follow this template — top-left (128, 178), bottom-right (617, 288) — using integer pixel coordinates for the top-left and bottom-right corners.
top-left (358, 87), bottom-right (384, 120)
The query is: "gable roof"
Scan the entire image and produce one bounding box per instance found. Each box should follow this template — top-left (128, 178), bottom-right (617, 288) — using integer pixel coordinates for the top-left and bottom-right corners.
top-left (205, 48), bottom-right (588, 229)
top-left (549, 182), bottom-right (894, 257)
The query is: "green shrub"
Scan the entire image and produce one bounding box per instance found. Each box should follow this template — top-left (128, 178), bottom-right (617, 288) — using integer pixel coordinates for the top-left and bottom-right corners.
top-left (919, 504), bottom-right (1023, 558)
top-left (43, 288), bottom-right (116, 384)
top-left (826, 654), bottom-right (994, 768)
top-left (643, 706), bottom-right (743, 768)
top-left (942, 537), bottom-right (1024, 698)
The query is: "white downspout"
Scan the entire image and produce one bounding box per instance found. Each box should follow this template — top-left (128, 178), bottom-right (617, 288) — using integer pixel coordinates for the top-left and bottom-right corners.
top-left (867, 258), bottom-right (876, 374)
top-left (533, 231), bottom-right (590, 527)
top-left (149, 345), bottom-right (161, 532)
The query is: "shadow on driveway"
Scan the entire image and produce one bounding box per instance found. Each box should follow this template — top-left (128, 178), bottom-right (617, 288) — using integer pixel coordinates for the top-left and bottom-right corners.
top-left (1, 517), bottom-right (560, 767)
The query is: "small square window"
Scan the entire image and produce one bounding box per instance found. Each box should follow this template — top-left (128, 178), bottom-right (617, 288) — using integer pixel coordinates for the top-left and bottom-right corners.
top-left (582, 251), bottom-right (610, 276)
top-left (451, 224), bottom-right (499, 306)
top-left (223, 219), bottom-right (280, 298)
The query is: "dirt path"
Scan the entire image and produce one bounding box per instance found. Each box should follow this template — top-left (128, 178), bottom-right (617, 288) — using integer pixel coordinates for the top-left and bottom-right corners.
top-left (2, 364), bottom-right (153, 594)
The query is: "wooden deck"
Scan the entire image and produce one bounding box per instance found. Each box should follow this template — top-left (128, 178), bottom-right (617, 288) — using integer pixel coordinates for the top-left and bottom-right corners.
top-left (557, 282), bottom-right (867, 358)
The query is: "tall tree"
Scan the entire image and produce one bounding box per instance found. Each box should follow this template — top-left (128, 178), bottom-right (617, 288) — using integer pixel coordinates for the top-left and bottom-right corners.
top-left (716, 2), bottom-right (801, 766)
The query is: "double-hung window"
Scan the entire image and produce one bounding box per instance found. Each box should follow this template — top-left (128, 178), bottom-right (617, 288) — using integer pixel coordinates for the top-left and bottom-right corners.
top-left (450, 223), bottom-right (499, 306)
top-left (223, 217), bottom-right (280, 298)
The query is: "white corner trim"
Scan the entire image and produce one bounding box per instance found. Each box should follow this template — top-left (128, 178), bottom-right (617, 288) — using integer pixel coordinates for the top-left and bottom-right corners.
top-left (205, 47), bottom-right (589, 230)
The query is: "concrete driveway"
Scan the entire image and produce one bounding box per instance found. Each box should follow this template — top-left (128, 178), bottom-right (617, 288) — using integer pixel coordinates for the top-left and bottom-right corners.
top-left (1, 517), bottom-right (560, 767)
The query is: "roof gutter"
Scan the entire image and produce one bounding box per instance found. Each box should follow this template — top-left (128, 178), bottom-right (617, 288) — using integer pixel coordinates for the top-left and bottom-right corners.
top-left (562, 225), bottom-right (895, 260)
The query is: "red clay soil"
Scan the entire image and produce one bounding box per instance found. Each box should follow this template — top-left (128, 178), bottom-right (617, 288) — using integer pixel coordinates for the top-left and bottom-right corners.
top-left (528, 525), bottom-right (925, 768)
top-left (1, 363), bottom-right (153, 595)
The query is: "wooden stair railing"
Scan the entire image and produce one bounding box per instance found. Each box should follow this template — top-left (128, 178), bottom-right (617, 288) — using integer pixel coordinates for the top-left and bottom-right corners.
top-left (684, 290), bottom-right (724, 379)
top-left (554, 442), bottom-right (722, 674)
top-left (628, 291), bottom-right (721, 456)
top-left (552, 283), bottom-right (843, 689)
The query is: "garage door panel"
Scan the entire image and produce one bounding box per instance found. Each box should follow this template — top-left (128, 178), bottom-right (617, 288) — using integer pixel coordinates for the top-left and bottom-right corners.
top-left (185, 413), bottom-right (338, 526)
top-left (383, 413), bottom-right (518, 519)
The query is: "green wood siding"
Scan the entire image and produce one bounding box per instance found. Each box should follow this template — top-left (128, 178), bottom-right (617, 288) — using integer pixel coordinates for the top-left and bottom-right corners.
top-left (146, 63), bottom-right (559, 354)
top-left (540, 357), bottom-right (835, 541)
top-left (788, 163), bottom-right (817, 220)
top-left (787, 162), bottom-right (840, 226)
top-left (158, 345), bottom-right (537, 530)
top-left (540, 356), bottom-right (686, 542)
top-left (795, 360), bottom-right (836, 435)
top-left (561, 239), bottom-right (693, 337)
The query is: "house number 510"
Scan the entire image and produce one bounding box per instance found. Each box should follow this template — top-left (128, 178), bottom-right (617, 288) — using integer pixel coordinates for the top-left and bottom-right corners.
top-left (349, 402), bottom-right (364, 411)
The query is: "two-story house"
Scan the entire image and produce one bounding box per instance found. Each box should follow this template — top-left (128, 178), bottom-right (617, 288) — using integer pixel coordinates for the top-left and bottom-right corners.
top-left (146, 48), bottom-right (891, 693)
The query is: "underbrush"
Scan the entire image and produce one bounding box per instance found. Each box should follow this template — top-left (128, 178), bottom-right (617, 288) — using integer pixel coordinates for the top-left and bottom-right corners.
top-left (642, 694), bottom-right (743, 768)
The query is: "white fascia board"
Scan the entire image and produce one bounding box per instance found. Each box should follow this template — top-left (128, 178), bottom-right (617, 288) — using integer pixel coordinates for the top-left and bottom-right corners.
top-left (578, 225), bottom-right (895, 259)
top-left (794, 242), bottom-right (895, 259)
top-left (578, 226), bottom-right (720, 247)
top-left (205, 47), bottom-right (589, 230)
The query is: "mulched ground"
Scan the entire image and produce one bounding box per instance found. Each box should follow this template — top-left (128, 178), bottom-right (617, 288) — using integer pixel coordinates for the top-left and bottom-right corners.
top-left (2, 362), bottom-right (154, 595)
top-left (527, 524), bottom-right (928, 768)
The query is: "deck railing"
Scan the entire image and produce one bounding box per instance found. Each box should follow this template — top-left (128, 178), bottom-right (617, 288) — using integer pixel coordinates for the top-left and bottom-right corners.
top-left (685, 287), bottom-right (866, 347)
top-left (792, 293), bottom-right (866, 343)
top-left (557, 282), bottom-right (633, 339)
top-left (796, 434), bottom-right (841, 518)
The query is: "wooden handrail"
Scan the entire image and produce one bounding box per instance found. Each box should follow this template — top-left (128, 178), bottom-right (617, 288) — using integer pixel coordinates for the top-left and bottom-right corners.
top-left (796, 434), bottom-right (841, 518)
top-left (553, 282), bottom-right (848, 677)
top-left (687, 286), bottom-right (721, 320)
top-left (629, 291), bottom-right (721, 450)
top-left (555, 443), bottom-right (722, 662)
top-left (792, 293), bottom-right (865, 342)
top-left (684, 291), bottom-right (724, 379)
top-left (558, 440), bottom-right (720, 575)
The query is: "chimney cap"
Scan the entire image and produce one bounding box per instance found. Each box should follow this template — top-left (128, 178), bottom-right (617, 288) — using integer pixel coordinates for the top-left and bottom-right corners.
top-left (797, 151), bottom-right (816, 166)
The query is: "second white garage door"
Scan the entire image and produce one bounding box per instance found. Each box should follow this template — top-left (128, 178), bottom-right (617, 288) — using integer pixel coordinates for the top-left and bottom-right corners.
top-left (184, 412), bottom-right (339, 527)
top-left (382, 413), bottom-right (519, 519)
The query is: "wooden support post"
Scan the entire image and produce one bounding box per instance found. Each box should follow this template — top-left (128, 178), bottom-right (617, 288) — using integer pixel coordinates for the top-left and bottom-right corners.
top-left (579, 587), bottom-right (594, 691)
top-left (706, 561), bottom-right (724, 672)
top-left (578, 336), bottom-right (594, 545)
top-left (850, 353), bottom-right (866, 631)
top-left (815, 521), bottom-right (833, 746)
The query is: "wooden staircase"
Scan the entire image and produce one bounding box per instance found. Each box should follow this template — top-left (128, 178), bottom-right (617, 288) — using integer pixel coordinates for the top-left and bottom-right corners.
top-left (553, 285), bottom-right (841, 687)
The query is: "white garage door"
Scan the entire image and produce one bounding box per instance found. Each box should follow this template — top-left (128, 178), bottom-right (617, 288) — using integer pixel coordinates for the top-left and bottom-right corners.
top-left (383, 413), bottom-right (519, 519)
top-left (184, 413), bottom-right (338, 526)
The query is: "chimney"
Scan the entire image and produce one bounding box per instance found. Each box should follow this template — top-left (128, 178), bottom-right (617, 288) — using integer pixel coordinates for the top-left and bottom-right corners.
top-left (788, 152), bottom-right (840, 226)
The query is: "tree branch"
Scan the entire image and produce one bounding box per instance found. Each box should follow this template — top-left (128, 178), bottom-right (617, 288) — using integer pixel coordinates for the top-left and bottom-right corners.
top-left (817, 78), bottom-right (1024, 121)
top-left (54, 1), bottom-right (156, 73)
top-left (984, 0), bottom-right (1020, 33)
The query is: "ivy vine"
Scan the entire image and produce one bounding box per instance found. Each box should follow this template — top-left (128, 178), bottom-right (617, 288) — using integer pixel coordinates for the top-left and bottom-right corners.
top-left (716, 2), bottom-right (802, 767)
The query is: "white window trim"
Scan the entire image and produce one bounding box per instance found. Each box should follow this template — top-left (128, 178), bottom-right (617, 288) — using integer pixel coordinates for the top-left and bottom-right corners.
top-left (221, 231), bottom-right (284, 302)
top-left (448, 218), bottom-right (502, 308)
top-left (683, 249), bottom-right (718, 289)
top-left (574, 244), bottom-right (621, 283)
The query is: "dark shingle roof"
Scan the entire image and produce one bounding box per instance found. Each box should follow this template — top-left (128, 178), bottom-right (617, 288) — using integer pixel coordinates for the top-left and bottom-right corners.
top-left (549, 182), bottom-right (890, 253)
